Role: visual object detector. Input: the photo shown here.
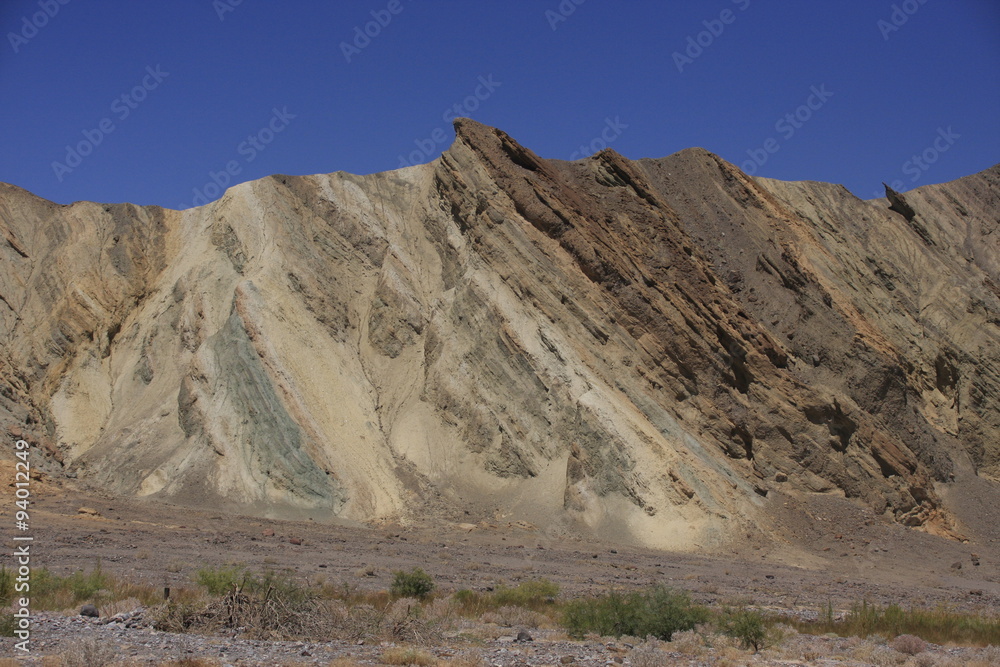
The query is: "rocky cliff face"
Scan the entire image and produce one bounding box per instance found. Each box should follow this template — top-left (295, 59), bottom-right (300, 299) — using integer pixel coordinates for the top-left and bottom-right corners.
top-left (2, 119), bottom-right (998, 549)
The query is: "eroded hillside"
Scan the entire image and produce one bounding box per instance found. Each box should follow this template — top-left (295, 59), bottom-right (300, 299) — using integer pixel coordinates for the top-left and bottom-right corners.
top-left (1, 119), bottom-right (998, 549)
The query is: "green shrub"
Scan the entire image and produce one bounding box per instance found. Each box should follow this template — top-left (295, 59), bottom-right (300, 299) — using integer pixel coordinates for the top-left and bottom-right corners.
top-left (195, 564), bottom-right (248, 595)
top-left (562, 586), bottom-right (709, 640)
top-left (390, 567), bottom-right (434, 599)
top-left (720, 607), bottom-right (769, 651)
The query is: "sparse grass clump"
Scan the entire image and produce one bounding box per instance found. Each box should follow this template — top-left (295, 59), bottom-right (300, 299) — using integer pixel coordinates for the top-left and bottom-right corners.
top-left (0, 612), bottom-right (16, 637)
top-left (0, 566), bottom-right (13, 606)
top-left (492, 578), bottom-right (559, 609)
top-left (562, 585), bottom-right (709, 640)
top-left (379, 646), bottom-right (435, 665)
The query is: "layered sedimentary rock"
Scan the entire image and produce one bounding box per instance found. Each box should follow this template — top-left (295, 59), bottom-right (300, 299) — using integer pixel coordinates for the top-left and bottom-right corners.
top-left (1, 119), bottom-right (998, 548)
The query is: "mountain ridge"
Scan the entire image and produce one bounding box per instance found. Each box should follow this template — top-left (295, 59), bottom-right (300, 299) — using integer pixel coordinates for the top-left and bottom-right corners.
top-left (1, 118), bottom-right (998, 551)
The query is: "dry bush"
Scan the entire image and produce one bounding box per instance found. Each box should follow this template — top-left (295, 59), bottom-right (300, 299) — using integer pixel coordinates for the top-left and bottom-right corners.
top-left (669, 629), bottom-right (706, 656)
top-left (158, 660), bottom-right (222, 667)
top-left (154, 577), bottom-right (335, 640)
top-left (165, 560), bottom-right (186, 573)
top-left (60, 637), bottom-right (116, 667)
top-left (380, 647), bottom-right (435, 665)
top-left (336, 598), bottom-right (438, 643)
top-left (422, 597), bottom-right (456, 625)
top-left (946, 645), bottom-right (1000, 667)
top-left (100, 596), bottom-right (143, 618)
top-left (627, 638), bottom-right (669, 667)
top-left (892, 634), bottom-right (928, 655)
top-left (871, 645), bottom-right (908, 666)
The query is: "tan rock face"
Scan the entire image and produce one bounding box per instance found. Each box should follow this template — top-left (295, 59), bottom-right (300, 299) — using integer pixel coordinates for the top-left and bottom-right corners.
top-left (1, 119), bottom-right (998, 548)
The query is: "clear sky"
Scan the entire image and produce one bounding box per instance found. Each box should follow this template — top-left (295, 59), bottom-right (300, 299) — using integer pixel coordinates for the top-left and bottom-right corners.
top-left (1, 0), bottom-right (997, 209)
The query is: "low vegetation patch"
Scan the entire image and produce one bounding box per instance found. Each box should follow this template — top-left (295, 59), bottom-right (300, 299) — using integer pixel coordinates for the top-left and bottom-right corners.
top-left (15, 559), bottom-right (1000, 656)
top-left (783, 600), bottom-right (1000, 647)
top-left (1, 561), bottom-right (163, 613)
top-left (452, 579), bottom-right (560, 617)
top-left (562, 585), bottom-right (710, 640)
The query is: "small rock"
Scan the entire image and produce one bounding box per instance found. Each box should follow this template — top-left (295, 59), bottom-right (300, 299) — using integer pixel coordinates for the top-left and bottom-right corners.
top-left (262, 529), bottom-right (275, 537)
top-left (560, 657), bottom-right (575, 665)
top-left (80, 604), bottom-right (100, 618)
top-left (971, 553), bottom-right (981, 566)
top-left (77, 507), bottom-right (101, 517)
top-left (775, 472), bottom-right (788, 482)
top-left (951, 561), bottom-right (963, 570)
top-left (970, 589), bottom-right (984, 596)
top-left (289, 537), bottom-right (302, 545)
top-left (516, 629), bottom-right (533, 642)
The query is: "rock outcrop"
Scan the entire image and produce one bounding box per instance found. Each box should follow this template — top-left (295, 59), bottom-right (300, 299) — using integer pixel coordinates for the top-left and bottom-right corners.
top-left (1, 119), bottom-right (998, 548)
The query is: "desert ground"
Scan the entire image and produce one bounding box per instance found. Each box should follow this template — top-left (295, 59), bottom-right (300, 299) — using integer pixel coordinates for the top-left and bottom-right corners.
top-left (3, 463), bottom-right (998, 665)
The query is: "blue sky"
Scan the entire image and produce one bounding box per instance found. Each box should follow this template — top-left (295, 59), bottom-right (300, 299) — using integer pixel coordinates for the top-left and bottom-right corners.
top-left (1, 0), bottom-right (997, 209)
